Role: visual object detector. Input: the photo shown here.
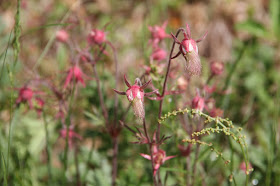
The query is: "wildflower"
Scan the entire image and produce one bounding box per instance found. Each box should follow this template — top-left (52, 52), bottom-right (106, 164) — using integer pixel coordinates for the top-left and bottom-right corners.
top-left (140, 148), bottom-right (175, 176)
top-left (87, 29), bottom-right (106, 45)
top-left (151, 48), bottom-right (167, 61)
top-left (171, 23), bottom-right (207, 75)
top-left (177, 76), bottom-right (188, 91)
top-left (56, 29), bottom-right (69, 43)
top-left (60, 127), bottom-right (82, 147)
top-left (64, 65), bottom-right (85, 88)
top-left (16, 87), bottom-right (34, 109)
top-left (240, 161), bottom-right (253, 175)
top-left (210, 61), bottom-right (224, 75)
top-left (148, 21), bottom-right (169, 44)
top-left (191, 91), bottom-right (205, 111)
top-left (113, 75), bottom-right (157, 119)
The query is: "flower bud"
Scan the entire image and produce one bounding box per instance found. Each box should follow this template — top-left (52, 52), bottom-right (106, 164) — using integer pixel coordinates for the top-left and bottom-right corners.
top-left (191, 93), bottom-right (205, 111)
top-left (210, 61), bottom-right (224, 75)
top-left (56, 29), bottom-right (69, 43)
top-left (151, 48), bottom-right (167, 61)
top-left (88, 29), bottom-right (106, 44)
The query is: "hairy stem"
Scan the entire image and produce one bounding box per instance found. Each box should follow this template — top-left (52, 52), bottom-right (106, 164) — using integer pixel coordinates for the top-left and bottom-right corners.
top-left (112, 137), bottom-right (119, 186)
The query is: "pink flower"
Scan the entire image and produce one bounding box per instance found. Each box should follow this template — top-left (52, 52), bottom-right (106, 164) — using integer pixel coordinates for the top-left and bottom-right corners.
top-left (113, 75), bottom-right (158, 119)
top-left (140, 148), bottom-right (176, 176)
top-left (151, 48), bottom-right (167, 61)
top-left (88, 29), bottom-right (106, 45)
top-left (16, 87), bottom-right (34, 109)
top-left (64, 65), bottom-right (85, 88)
top-left (191, 91), bottom-right (205, 111)
top-left (240, 161), bottom-right (253, 175)
top-left (210, 61), bottom-right (224, 75)
top-left (56, 29), bottom-right (69, 43)
top-left (60, 127), bottom-right (82, 147)
top-left (171, 23), bottom-right (207, 75)
top-left (177, 76), bottom-right (188, 91)
top-left (148, 21), bottom-right (169, 44)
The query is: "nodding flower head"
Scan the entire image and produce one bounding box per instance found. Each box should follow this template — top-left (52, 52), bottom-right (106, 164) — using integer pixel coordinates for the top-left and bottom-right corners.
top-left (140, 148), bottom-right (176, 176)
top-left (151, 48), bottom-right (167, 61)
top-left (64, 65), bottom-right (85, 89)
top-left (56, 29), bottom-right (69, 43)
top-left (16, 86), bottom-right (34, 109)
top-left (88, 29), bottom-right (106, 45)
top-left (148, 21), bottom-right (169, 44)
top-left (191, 90), bottom-right (205, 111)
top-left (113, 75), bottom-right (158, 119)
top-left (210, 61), bottom-right (224, 76)
top-left (171, 23), bottom-right (207, 76)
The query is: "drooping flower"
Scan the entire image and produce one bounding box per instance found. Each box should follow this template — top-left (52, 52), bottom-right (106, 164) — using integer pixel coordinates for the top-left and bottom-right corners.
top-left (113, 75), bottom-right (158, 119)
top-left (64, 65), bottom-right (85, 89)
top-left (240, 161), bottom-right (253, 175)
top-left (171, 23), bottom-right (207, 76)
top-left (16, 87), bottom-right (34, 109)
top-left (56, 29), bottom-right (69, 43)
top-left (148, 21), bottom-right (169, 45)
top-left (140, 147), bottom-right (176, 176)
top-left (151, 48), bottom-right (167, 61)
top-left (191, 91), bottom-right (205, 111)
top-left (210, 61), bottom-right (224, 76)
top-left (87, 29), bottom-right (106, 45)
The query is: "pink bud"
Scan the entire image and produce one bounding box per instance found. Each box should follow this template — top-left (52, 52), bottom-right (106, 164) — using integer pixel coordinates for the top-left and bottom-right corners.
top-left (64, 66), bottom-right (85, 88)
top-left (149, 21), bottom-right (169, 41)
top-left (180, 39), bottom-right (198, 55)
top-left (88, 29), bottom-right (106, 45)
top-left (177, 76), bottom-right (188, 91)
top-left (35, 97), bottom-right (44, 117)
top-left (191, 93), bottom-right (205, 111)
top-left (178, 144), bottom-right (192, 157)
top-left (151, 48), bottom-right (167, 61)
top-left (240, 161), bottom-right (253, 174)
top-left (210, 61), bottom-right (224, 75)
top-left (60, 128), bottom-right (82, 147)
top-left (56, 29), bottom-right (69, 43)
top-left (209, 107), bottom-right (224, 117)
top-left (16, 87), bottom-right (34, 109)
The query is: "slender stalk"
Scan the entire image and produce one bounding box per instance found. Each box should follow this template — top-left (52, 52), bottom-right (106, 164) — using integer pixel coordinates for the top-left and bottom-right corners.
top-left (143, 119), bottom-right (157, 186)
top-left (92, 65), bottom-right (109, 125)
top-left (191, 145), bottom-right (200, 186)
top-left (43, 110), bottom-right (52, 185)
top-left (112, 137), bottom-right (119, 186)
top-left (63, 80), bottom-right (76, 178)
top-left (157, 28), bottom-right (184, 141)
top-left (75, 146), bottom-right (81, 186)
top-left (156, 28), bottom-right (184, 185)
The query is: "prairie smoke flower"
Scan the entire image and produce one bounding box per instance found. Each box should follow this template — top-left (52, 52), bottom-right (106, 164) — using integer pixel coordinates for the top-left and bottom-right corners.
top-left (210, 61), bottom-right (224, 75)
top-left (113, 75), bottom-right (157, 119)
top-left (56, 29), bottom-right (69, 43)
top-left (177, 76), bottom-right (188, 91)
top-left (16, 87), bottom-right (34, 109)
top-left (240, 161), bottom-right (253, 175)
top-left (140, 148), bottom-right (175, 176)
top-left (64, 65), bottom-right (85, 88)
top-left (148, 21), bottom-right (169, 45)
top-left (151, 48), bottom-right (167, 61)
top-left (191, 91), bottom-right (205, 111)
top-left (60, 127), bottom-right (82, 147)
top-left (88, 29), bottom-right (106, 45)
top-left (171, 23), bottom-right (207, 76)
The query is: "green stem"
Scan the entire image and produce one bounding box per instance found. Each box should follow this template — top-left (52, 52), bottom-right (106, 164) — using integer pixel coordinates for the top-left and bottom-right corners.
top-left (43, 110), bottom-right (52, 185)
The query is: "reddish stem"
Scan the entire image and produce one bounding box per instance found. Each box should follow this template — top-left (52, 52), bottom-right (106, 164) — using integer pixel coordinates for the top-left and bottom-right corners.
top-left (157, 28), bottom-right (184, 141)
